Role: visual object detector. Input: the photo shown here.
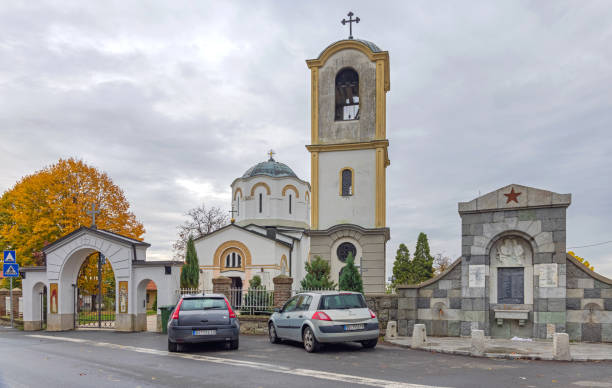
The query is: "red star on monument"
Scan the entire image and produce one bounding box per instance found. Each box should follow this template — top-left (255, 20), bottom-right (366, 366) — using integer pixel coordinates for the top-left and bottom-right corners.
top-left (504, 187), bottom-right (521, 204)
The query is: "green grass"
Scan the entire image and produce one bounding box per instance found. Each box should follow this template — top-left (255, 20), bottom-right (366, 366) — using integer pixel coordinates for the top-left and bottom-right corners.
top-left (146, 310), bottom-right (157, 316)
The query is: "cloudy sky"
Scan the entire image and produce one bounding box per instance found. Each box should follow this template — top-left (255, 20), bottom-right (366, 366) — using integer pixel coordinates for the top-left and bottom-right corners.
top-left (1, 1), bottom-right (611, 277)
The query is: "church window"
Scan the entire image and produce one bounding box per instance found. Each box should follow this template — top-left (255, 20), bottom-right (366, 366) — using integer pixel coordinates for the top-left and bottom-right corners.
top-left (259, 193), bottom-right (263, 213)
top-left (236, 197), bottom-right (240, 216)
top-left (289, 194), bottom-right (292, 214)
top-left (337, 242), bottom-right (357, 263)
top-left (341, 168), bottom-right (353, 196)
top-left (335, 68), bottom-right (359, 121)
top-left (225, 252), bottom-right (243, 268)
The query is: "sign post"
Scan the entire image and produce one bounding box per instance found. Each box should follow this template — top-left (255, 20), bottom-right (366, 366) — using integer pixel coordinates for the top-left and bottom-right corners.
top-left (3, 250), bottom-right (19, 329)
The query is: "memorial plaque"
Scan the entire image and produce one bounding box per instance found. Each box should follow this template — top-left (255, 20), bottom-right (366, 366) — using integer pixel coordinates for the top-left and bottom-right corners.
top-left (469, 265), bottom-right (486, 288)
top-left (538, 263), bottom-right (558, 288)
top-left (497, 267), bottom-right (524, 304)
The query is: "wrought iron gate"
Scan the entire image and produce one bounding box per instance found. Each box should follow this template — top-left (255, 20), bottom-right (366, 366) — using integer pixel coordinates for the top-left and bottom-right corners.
top-left (75, 253), bottom-right (116, 328)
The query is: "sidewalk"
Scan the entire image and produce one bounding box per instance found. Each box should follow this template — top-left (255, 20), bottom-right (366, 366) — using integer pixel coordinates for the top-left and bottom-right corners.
top-left (387, 336), bottom-right (612, 361)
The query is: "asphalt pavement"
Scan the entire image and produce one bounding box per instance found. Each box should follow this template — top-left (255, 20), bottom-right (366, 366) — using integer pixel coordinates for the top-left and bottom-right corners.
top-left (0, 327), bottom-right (611, 388)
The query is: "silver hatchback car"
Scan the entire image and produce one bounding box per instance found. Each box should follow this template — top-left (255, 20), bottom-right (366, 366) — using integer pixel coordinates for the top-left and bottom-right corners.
top-left (268, 291), bottom-right (379, 352)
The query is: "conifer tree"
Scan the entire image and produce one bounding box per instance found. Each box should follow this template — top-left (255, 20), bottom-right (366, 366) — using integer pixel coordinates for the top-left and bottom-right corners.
top-left (391, 243), bottom-right (412, 289)
top-left (180, 235), bottom-right (199, 288)
top-left (410, 232), bottom-right (434, 283)
top-left (338, 252), bottom-right (363, 293)
top-left (300, 256), bottom-right (336, 290)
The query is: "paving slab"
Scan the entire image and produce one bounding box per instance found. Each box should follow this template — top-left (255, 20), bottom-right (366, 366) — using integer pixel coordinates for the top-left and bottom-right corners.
top-left (388, 336), bottom-right (612, 361)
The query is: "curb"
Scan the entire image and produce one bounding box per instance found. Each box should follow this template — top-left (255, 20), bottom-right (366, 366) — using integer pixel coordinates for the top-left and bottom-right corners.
top-left (387, 341), bottom-right (612, 362)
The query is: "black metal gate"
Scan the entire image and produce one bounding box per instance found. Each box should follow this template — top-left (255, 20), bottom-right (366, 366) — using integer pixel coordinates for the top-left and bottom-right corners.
top-left (75, 253), bottom-right (116, 329)
top-left (39, 286), bottom-right (47, 329)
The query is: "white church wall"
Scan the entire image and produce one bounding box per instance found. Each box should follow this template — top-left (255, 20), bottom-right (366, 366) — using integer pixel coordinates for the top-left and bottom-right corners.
top-left (232, 176), bottom-right (310, 229)
top-left (318, 149), bottom-right (376, 230)
top-left (194, 226), bottom-right (291, 289)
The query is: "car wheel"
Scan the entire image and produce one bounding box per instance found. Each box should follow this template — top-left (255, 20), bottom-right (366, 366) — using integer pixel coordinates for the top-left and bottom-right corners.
top-left (303, 326), bottom-right (320, 353)
top-left (269, 323), bottom-right (281, 344)
top-left (168, 339), bottom-right (178, 352)
top-left (361, 338), bottom-right (378, 349)
top-left (229, 338), bottom-right (239, 350)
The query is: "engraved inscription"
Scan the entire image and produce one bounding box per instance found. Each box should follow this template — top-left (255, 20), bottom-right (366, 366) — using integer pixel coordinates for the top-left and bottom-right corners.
top-left (538, 263), bottom-right (558, 288)
top-left (469, 265), bottom-right (486, 288)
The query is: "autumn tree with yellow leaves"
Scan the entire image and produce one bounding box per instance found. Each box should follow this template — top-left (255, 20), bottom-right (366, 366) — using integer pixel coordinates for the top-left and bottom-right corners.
top-left (0, 158), bottom-right (144, 287)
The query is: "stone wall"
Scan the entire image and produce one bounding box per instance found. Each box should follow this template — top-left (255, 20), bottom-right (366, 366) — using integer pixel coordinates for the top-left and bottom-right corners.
top-left (396, 260), bottom-right (462, 337)
top-left (0, 288), bottom-right (21, 318)
top-left (365, 294), bottom-right (397, 336)
top-left (239, 316), bottom-right (269, 335)
top-left (565, 255), bottom-right (612, 342)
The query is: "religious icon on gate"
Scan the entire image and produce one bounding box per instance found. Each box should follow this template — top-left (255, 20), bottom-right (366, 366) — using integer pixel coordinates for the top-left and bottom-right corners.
top-left (50, 283), bottom-right (58, 314)
top-left (119, 281), bottom-right (128, 313)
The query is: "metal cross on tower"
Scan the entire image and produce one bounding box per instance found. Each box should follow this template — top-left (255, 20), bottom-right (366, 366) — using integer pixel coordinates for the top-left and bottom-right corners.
top-left (341, 11), bottom-right (360, 40)
top-left (229, 206), bottom-right (238, 220)
top-left (86, 203), bottom-right (100, 229)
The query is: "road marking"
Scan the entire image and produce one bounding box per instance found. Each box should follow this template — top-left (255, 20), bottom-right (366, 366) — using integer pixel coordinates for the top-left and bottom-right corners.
top-left (27, 334), bottom-right (451, 388)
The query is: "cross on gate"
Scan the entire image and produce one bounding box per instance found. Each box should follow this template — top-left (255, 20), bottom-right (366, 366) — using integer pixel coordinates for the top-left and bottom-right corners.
top-left (341, 11), bottom-right (360, 40)
top-left (86, 203), bottom-right (100, 228)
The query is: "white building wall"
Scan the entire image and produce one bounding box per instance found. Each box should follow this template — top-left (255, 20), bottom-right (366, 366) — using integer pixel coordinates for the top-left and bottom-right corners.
top-left (232, 176), bottom-right (310, 229)
top-left (318, 149), bottom-right (376, 230)
top-left (194, 226), bottom-right (291, 290)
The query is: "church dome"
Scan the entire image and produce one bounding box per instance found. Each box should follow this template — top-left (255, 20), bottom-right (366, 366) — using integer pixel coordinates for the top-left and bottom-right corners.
top-left (318, 38), bottom-right (382, 57)
top-left (242, 157), bottom-right (297, 179)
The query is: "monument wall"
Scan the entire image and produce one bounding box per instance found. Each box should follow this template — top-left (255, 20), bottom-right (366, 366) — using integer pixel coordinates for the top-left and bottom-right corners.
top-left (565, 255), bottom-right (612, 342)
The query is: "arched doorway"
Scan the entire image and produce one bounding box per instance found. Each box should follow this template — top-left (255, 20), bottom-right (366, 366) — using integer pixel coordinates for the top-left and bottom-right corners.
top-left (75, 252), bottom-right (116, 328)
top-left (29, 282), bottom-right (47, 330)
top-left (136, 279), bottom-right (158, 332)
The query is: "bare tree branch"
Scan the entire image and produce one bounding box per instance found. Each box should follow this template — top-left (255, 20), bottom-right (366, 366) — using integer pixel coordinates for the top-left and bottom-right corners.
top-left (173, 203), bottom-right (229, 260)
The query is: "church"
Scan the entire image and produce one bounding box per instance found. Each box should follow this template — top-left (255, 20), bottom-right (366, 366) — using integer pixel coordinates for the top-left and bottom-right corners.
top-left (194, 34), bottom-right (391, 294)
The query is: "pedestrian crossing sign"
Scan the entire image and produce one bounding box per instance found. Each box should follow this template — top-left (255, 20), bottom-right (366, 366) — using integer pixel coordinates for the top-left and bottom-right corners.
top-left (3, 263), bottom-right (19, 277)
top-left (3, 250), bottom-right (16, 264)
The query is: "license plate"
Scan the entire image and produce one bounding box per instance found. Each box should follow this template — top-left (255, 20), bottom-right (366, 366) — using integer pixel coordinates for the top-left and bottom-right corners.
top-left (193, 330), bottom-right (216, 335)
top-left (344, 324), bottom-right (364, 331)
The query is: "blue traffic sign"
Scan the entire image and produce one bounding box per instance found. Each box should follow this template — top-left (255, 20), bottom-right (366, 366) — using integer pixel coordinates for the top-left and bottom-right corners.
top-left (3, 250), bottom-right (16, 264)
top-left (3, 263), bottom-right (19, 277)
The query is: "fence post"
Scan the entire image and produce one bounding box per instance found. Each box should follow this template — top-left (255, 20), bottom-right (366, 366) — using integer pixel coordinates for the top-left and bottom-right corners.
top-left (273, 275), bottom-right (292, 309)
top-left (212, 276), bottom-right (232, 300)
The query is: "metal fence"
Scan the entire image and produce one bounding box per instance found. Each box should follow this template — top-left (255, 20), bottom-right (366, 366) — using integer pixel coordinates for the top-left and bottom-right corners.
top-left (291, 288), bottom-right (336, 296)
top-left (229, 287), bottom-right (274, 315)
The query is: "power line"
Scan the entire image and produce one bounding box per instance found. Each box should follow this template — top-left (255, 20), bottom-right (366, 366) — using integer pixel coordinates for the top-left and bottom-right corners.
top-left (567, 240), bottom-right (612, 249)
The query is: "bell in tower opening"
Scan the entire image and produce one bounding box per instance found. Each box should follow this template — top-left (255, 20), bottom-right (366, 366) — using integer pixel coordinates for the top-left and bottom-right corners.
top-left (305, 12), bottom-right (391, 293)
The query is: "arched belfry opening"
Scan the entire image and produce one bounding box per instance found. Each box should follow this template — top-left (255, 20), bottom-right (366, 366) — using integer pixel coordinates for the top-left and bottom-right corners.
top-left (335, 68), bottom-right (359, 121)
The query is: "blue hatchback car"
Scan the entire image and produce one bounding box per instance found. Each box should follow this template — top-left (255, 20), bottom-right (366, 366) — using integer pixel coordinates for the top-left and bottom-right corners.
top-left (167, 294), bottom-right (240, 352)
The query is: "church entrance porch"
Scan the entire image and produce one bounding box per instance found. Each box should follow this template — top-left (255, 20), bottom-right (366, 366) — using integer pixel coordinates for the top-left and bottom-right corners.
top-left (229, 277), bottom-right (243, 309)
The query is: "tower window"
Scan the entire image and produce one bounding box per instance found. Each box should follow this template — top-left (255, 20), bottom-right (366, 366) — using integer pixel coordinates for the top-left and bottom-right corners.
top-left (335, 68), bottom-right (359, 121)
top-left (289, 194), bottom-right (292, 214)
top-left (341, 168), bottom-right (353, 196)
top-left (259, 193), bottom-right (263, 213)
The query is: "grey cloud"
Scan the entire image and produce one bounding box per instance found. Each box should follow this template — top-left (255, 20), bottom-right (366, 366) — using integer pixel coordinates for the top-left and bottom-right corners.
top-left (0, 1), bottom-right (611, 277)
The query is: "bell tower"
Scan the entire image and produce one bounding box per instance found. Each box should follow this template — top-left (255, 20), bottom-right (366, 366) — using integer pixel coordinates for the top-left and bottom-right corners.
top-left (306, 13), bottom-right (390, 293)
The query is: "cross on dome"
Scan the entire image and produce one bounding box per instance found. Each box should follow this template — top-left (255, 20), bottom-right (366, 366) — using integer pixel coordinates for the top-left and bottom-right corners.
top-left (268, 149), bottom-right (276, 161)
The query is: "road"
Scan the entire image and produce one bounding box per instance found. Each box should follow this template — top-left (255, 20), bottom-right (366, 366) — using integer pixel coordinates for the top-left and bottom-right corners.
top-left (0, 327), bottom-right (610, 388)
